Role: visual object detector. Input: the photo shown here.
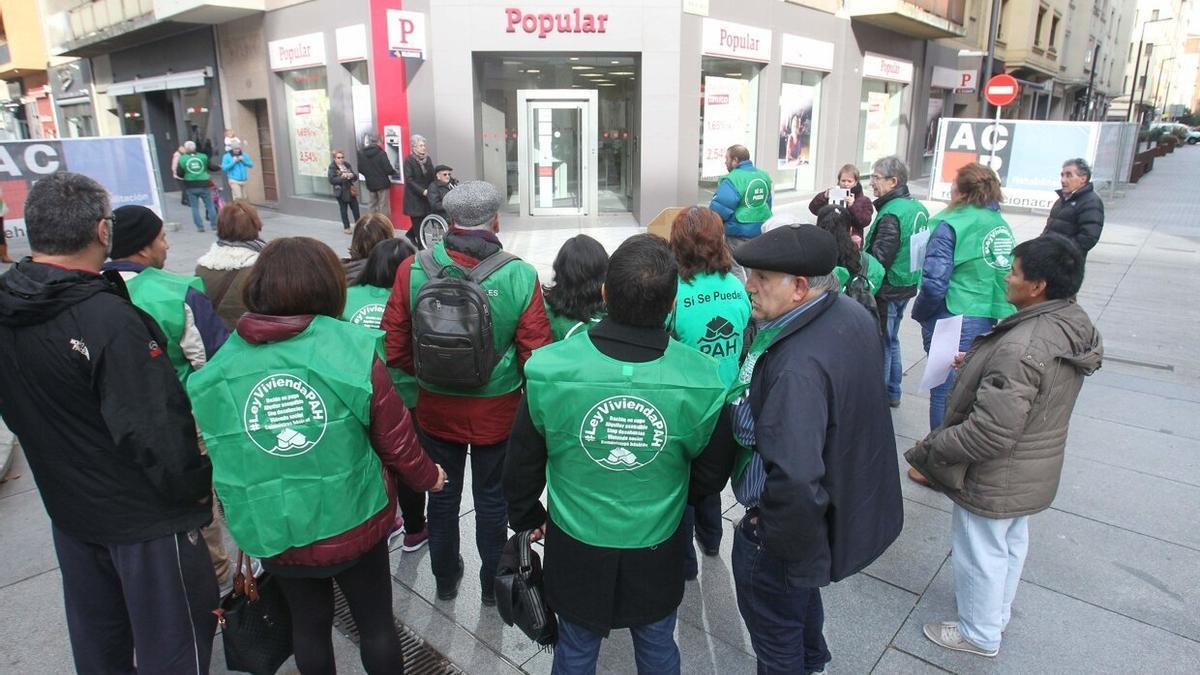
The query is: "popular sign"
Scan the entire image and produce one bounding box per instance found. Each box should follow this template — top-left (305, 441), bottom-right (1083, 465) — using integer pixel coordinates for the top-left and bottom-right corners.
top-left (505, 7), bottom-right (609, 38)
top-left (1, 136), bottom-right (161, 244)
top-left (269, 33), bottom-right (326, 72)
top-left (701, 18), bottom-right (772, 63)
top-left (388, 10), bottom-right (427, 58)
top-left (930, 118), bottom-right (1100, 209)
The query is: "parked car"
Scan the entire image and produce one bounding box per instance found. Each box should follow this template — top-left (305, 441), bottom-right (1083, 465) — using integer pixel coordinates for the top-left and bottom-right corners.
top-left (1150, 122), bottom-right (1200, 144)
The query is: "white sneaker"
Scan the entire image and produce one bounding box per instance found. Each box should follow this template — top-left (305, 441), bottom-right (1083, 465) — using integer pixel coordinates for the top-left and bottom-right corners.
top-left (922, 621), bottom-right (998, 657)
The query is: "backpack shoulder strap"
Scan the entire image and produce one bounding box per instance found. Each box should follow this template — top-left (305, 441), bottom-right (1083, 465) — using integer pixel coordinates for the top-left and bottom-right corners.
top-left (419, 249), bottom-right (455, 280)
top-left (564, 321), bottom-right (587, 339)
top-left (467, 249), bottom-right (518, 284)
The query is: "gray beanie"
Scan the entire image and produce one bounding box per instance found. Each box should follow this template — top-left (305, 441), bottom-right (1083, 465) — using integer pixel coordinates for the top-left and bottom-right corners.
top-left (443, 180), bottom-right (501, 228)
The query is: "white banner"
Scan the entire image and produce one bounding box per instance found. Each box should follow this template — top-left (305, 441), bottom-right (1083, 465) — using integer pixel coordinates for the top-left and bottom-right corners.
top-left (289, 89), bottom-right (331, 177)
top-left (702, 76), bottom-right (755, 178)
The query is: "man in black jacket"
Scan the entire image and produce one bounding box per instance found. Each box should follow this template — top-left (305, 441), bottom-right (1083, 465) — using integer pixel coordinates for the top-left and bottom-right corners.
top-left (731, 223), bottom-right (903, 674)
top-left (1044, 158), bottom-right (1104, 257)
top-left (504, 234), bottom-right (735, 673)
top-left (357, 132), bottom-right (398, 215)
top-left (0, 173), bottom-right (218, 674)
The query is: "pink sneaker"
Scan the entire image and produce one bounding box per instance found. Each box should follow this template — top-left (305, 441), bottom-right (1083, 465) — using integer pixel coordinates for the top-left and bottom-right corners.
top-left (402, 529), bottom-right (429, 552)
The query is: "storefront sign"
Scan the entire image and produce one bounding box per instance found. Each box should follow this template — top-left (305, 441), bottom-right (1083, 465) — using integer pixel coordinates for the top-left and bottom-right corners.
top-left (290, 89), bottom-right (331, 177)
top-left (781, 35), bottom-right (834, 72)
top-left (932, 66), bottom-right (976, 93)
top-left (49, 61), bottom-right (93, 101)
top-left (701, 75), bottom-right (755, 177)
top-left (701, 18), bottom-right (771, 63)
top-left (930, 118), bottom-right (1101, 209)
top-left (337, 24), bottom-right (369, 63)
top-left (0, 137), bottom-right (160, 242)
top-left (269, 33), bottom-right (327, 72)
top-left (505, 7), bottom-right (609, 38)
top-left (388, 10), bottom-right (427, 58)
top-left (863, 53), bottom-right (913, 84)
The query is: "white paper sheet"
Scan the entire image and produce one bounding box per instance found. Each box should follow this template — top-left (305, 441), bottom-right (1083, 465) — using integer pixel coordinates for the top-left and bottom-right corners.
top-left (919, 314), bottom-right (963, 392)
top-left (909, 228), bottom-right (933, 271)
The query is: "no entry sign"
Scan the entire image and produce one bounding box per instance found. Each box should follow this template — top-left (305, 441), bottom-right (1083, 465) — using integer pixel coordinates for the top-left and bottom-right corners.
top-left (984, 74), bottom-right (1019, 107)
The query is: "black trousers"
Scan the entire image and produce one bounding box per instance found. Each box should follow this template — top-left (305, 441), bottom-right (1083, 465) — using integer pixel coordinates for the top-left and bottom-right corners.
top-left (52, 525), bottom-right (219, 675)
top-left (275, 539), bottom-right (403, 675)
top-left (338, 198), bottom-right (361, 229)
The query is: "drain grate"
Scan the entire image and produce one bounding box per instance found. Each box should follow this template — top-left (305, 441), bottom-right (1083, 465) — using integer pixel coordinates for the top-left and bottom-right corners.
top-left (332, 583), bottom-right (463, 674)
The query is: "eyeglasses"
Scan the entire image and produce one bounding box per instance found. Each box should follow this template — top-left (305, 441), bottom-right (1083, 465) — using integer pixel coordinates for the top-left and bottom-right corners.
top-left (870, 174), bottom-right (887, 182)
top-left (103, 212), bottom-right (116, 228)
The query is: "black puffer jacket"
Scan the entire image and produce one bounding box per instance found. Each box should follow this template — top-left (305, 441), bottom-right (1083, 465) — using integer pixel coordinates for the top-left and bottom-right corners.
top-left (867, 185), bottom-right (919, 302)
top-left (0, 261), bottom-right (212, 544)
top-left (1044, 183), bottom-right (1104, 256)
top-left (357, 144), bottom-right (397, 192)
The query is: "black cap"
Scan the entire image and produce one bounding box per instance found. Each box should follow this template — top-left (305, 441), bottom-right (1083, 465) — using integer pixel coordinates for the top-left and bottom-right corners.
top-left (732, 223), bottom-right (837, 276)
top-left (433, 164), bottom-right (453, 173)
top-left (110, 205), bottom-right (164, 260)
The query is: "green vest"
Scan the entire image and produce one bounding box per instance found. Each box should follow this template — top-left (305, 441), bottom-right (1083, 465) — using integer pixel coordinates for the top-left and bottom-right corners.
top-left (832, 252), bottom-right (886, 296)
top-left (866, 196), bottom-right (930, 288)
top-left (525, 336), bottom-right (726, 548)
top-left (672, 272), bottom-right (751, 388)
top-left (725, 167), bottom-right (773, 225)
top-left (125, 267), bottom-right (206, 384)
top-left (186, 316), bottom-right (388, 558)
top-left (546, 304), bottom-right (603, 342)
top-left (938, 206), bottom-right (1018, 320)
top-left (180, 153), bottom-right (209, 182)
top-left (408, 241), bottom-right (538, 398)
top-left (343, 285), bottom-right (418, 408)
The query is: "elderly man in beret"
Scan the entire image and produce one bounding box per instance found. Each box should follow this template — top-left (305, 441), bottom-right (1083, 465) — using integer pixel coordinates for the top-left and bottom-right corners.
top-left (382, 180), bottom-right (552, 606)
top-left (728, 222), bottom-right (903, 674)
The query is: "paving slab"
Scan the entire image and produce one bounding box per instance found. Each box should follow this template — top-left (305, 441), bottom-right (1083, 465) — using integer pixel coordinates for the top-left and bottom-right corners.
top-left (871, 647), bottom-right (953, 674)
top-left (864, 500), bottom-right (952, 595)
top-left (388, 577), bottom-right (523, 674)
top-left (0, 489), bottom-right (57, 588)
top-left (0, 442), bottom-right (36, 500)
top-left (0, 570), bottom-right (73, 674)
top-left (894, 563), bottom-right (1200, 674)
top-left (1064, 414), bottom-right (1200, 488)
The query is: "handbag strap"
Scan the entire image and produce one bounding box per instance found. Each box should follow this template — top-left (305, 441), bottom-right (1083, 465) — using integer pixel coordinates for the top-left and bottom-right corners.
top-left (517, 530), bottom-right (534, 574)
top-left (231, 549), bottom-right (260, 602)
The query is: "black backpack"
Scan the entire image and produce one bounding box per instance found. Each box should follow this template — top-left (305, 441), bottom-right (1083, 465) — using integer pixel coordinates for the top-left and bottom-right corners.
top-left (844, 252), bottom-right (880, 325)
top-left (412, 248), bottom-right (517, 389)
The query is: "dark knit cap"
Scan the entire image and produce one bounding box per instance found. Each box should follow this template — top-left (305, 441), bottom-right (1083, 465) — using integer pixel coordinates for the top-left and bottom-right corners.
top-left (110, 205), bottom-right (164, 260)
top-left (732, 223), bottom-right (837, 276)
top-left (433, 164), bottom-right (453, 173)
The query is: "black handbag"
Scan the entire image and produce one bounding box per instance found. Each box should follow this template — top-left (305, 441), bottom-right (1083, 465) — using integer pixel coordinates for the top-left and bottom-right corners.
top-left (495, 530), bottom-right (557, 646)
top-left (215, 552), bottom-right (294, 675)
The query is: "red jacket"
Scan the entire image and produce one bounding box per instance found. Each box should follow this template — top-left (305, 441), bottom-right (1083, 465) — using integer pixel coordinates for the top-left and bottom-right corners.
top-left (808, 182), bottom-right (874, 241)
top-left (381, 229), bottom-right (552, 445)
top-left (236, 313), bottom-right (438, 568)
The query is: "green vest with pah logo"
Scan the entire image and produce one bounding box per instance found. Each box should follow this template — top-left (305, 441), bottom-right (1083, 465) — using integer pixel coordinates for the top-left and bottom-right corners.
top-left (938, 205), bottom-right (1018, 321)
top-left (524, 336), bottom-right (726, 549)
top-left (725, 167), bottom-right (773, 225)
top-left (867, 196), bottom-right (930, 288)
top-left (180, 153), bottom-right (209, 182)
top-left (672, 272), bottom-right (751, 388)
top-left (125, 267), bottom-right (205, 384)
top-left (343, 285), bottom-right (418, 408)
top-left (186, 316), bottom-right (388, 558)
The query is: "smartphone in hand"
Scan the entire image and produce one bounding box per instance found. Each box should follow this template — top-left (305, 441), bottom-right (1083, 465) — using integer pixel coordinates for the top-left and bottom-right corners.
top-left (829, 187), bottom-right (850, 205)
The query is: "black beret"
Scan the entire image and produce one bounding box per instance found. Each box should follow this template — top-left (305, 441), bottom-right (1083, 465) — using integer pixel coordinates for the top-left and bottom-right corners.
top-left (732, 223), bottom-right (837, 277)
top-left (110, 205), bottom-right (164, 260)
top-left (433, 164), bottom-right (453, 173)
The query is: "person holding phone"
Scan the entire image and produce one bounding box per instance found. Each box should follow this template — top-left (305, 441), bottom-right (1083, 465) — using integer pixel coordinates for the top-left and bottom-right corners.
top-left (808, 164), bottom-right (875, 243)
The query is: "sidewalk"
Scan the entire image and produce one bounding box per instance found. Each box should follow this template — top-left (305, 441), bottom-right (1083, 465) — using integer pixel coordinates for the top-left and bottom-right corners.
top-left (3, 150), bottom-right (1200, 672)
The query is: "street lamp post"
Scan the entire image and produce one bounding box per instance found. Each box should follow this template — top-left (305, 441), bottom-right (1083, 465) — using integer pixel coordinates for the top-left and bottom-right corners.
top-left (980, 0), bottom-right (1003, 117)
top-left (1152, 56), bottom-right (1177, 121)
top-left (1126, 16), bottom-right (1174, 124)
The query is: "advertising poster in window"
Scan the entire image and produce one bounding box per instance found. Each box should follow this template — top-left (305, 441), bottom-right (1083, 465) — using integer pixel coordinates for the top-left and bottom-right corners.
top-left (930, 118), bottom-right (1103, 209)
top-left (778, 83), bottom-right (816, 170)
top-left (924, 98), bottom-right (944, 157)
top-left (702, 76), bottom-right (754, 178)
top-left (289, 89), bottom-right (330, 178)
top-left (862, 91), bottom-right (896, 164)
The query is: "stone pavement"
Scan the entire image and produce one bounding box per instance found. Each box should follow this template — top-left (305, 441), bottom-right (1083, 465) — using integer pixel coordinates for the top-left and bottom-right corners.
top-left (3, 151), bottom-right (1200, 673)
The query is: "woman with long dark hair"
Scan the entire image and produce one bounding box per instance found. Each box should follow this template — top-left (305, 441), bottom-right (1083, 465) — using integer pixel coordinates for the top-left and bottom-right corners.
top-left (543, 234), bottom-right (608, 341)
top-left (816, 204), bottom-right (883, 295)
top-left (342, 213), bottom-right (395, 285)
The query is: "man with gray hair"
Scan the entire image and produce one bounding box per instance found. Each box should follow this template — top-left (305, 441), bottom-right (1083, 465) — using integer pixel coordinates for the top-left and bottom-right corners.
top-left (0, 173), bottom-right (218, 673)
top-left (358, 132), bottom-right (399, 215)
top-left (865, 155), bottom-right (929, 408)
top-left (1044, 157), bottom-right (1104, 257)
top-left (381, 180), bottom-right (551, 605)
top-left (728, 222), bottom-right (903, 674)
top-left (179, 140), bottom-right (216, 232)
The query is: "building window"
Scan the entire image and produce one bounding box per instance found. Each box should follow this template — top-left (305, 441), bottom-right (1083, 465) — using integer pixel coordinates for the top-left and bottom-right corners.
top-left (1035, 7), bottom-right (1047, 46)
top-left (698, 56), bottom-right (761, 203)
top-left (856, 78), bottom-right (906, 175)
top-left (1151, 9), bottom-right (1159, 21)
top-left (1049, 15), bottom-right (1060, 50)
top-left (280, 67), bottom-right (332, 199)
top-left (772, 68), bottom-right (824, 193)
top-left (998, 0), bottom-right (1010, 41)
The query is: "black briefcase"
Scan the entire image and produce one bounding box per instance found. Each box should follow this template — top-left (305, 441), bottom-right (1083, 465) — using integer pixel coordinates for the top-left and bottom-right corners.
top-left (495, 530), bottom-right (557, 646)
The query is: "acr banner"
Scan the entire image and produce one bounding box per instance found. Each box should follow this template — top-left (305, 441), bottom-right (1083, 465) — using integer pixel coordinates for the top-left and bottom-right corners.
top-left (1, 136), bottom-right (162, 243)
top-left (930, 118), bottom-right (1099, 209)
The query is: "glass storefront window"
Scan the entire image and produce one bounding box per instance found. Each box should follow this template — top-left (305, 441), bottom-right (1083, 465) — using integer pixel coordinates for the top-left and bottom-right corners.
top-left (60, 103), bottom-right (96, 138)
top-left (346, 61), bottom-right (372, 206)
top-left (281, 67), bottom-right (332, 198)
top-left (180, 85), bottom-right (212, 147)
top-left (771, 68), bottom-right (823, 193)
top-left (118, 94), bottom-right (145, 135)
top-left (922, 90), bottom-right (947, 177)
top-left (698, 56), bottom-right (760, 204)
top-left (856, 79), bottom-right (906, 174)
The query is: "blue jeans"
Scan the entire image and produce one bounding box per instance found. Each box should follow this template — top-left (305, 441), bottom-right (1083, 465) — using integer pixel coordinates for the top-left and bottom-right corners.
top-left (682, 494), bottom-right (723, 578)
top-left (552, 612), bottom-right (680, 675)
top-left (920, 315), bottom-right (997, 430)
top-left (416, 430), bottom-right (508, 595)
top-left (951, 505), bottom-right (1029, 651)
top-left (881, 298), bottom-right (909, 402)
top-left (186, 187), bottom-right (215, 230)
top-left (733, 521), bottom-right (831, 674)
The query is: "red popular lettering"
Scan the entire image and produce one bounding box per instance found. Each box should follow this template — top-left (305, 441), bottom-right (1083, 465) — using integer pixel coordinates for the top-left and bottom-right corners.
top-left (504, 7), bottom-right (608, 38)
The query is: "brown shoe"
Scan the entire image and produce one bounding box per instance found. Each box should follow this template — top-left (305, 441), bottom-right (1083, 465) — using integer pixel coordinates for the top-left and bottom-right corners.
top-left (907, 467), bottom-right (934, 488)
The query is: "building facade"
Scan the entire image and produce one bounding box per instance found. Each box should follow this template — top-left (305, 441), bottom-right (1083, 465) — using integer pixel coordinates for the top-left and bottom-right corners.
top-left (0, 0), bottom-right (54, 139)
